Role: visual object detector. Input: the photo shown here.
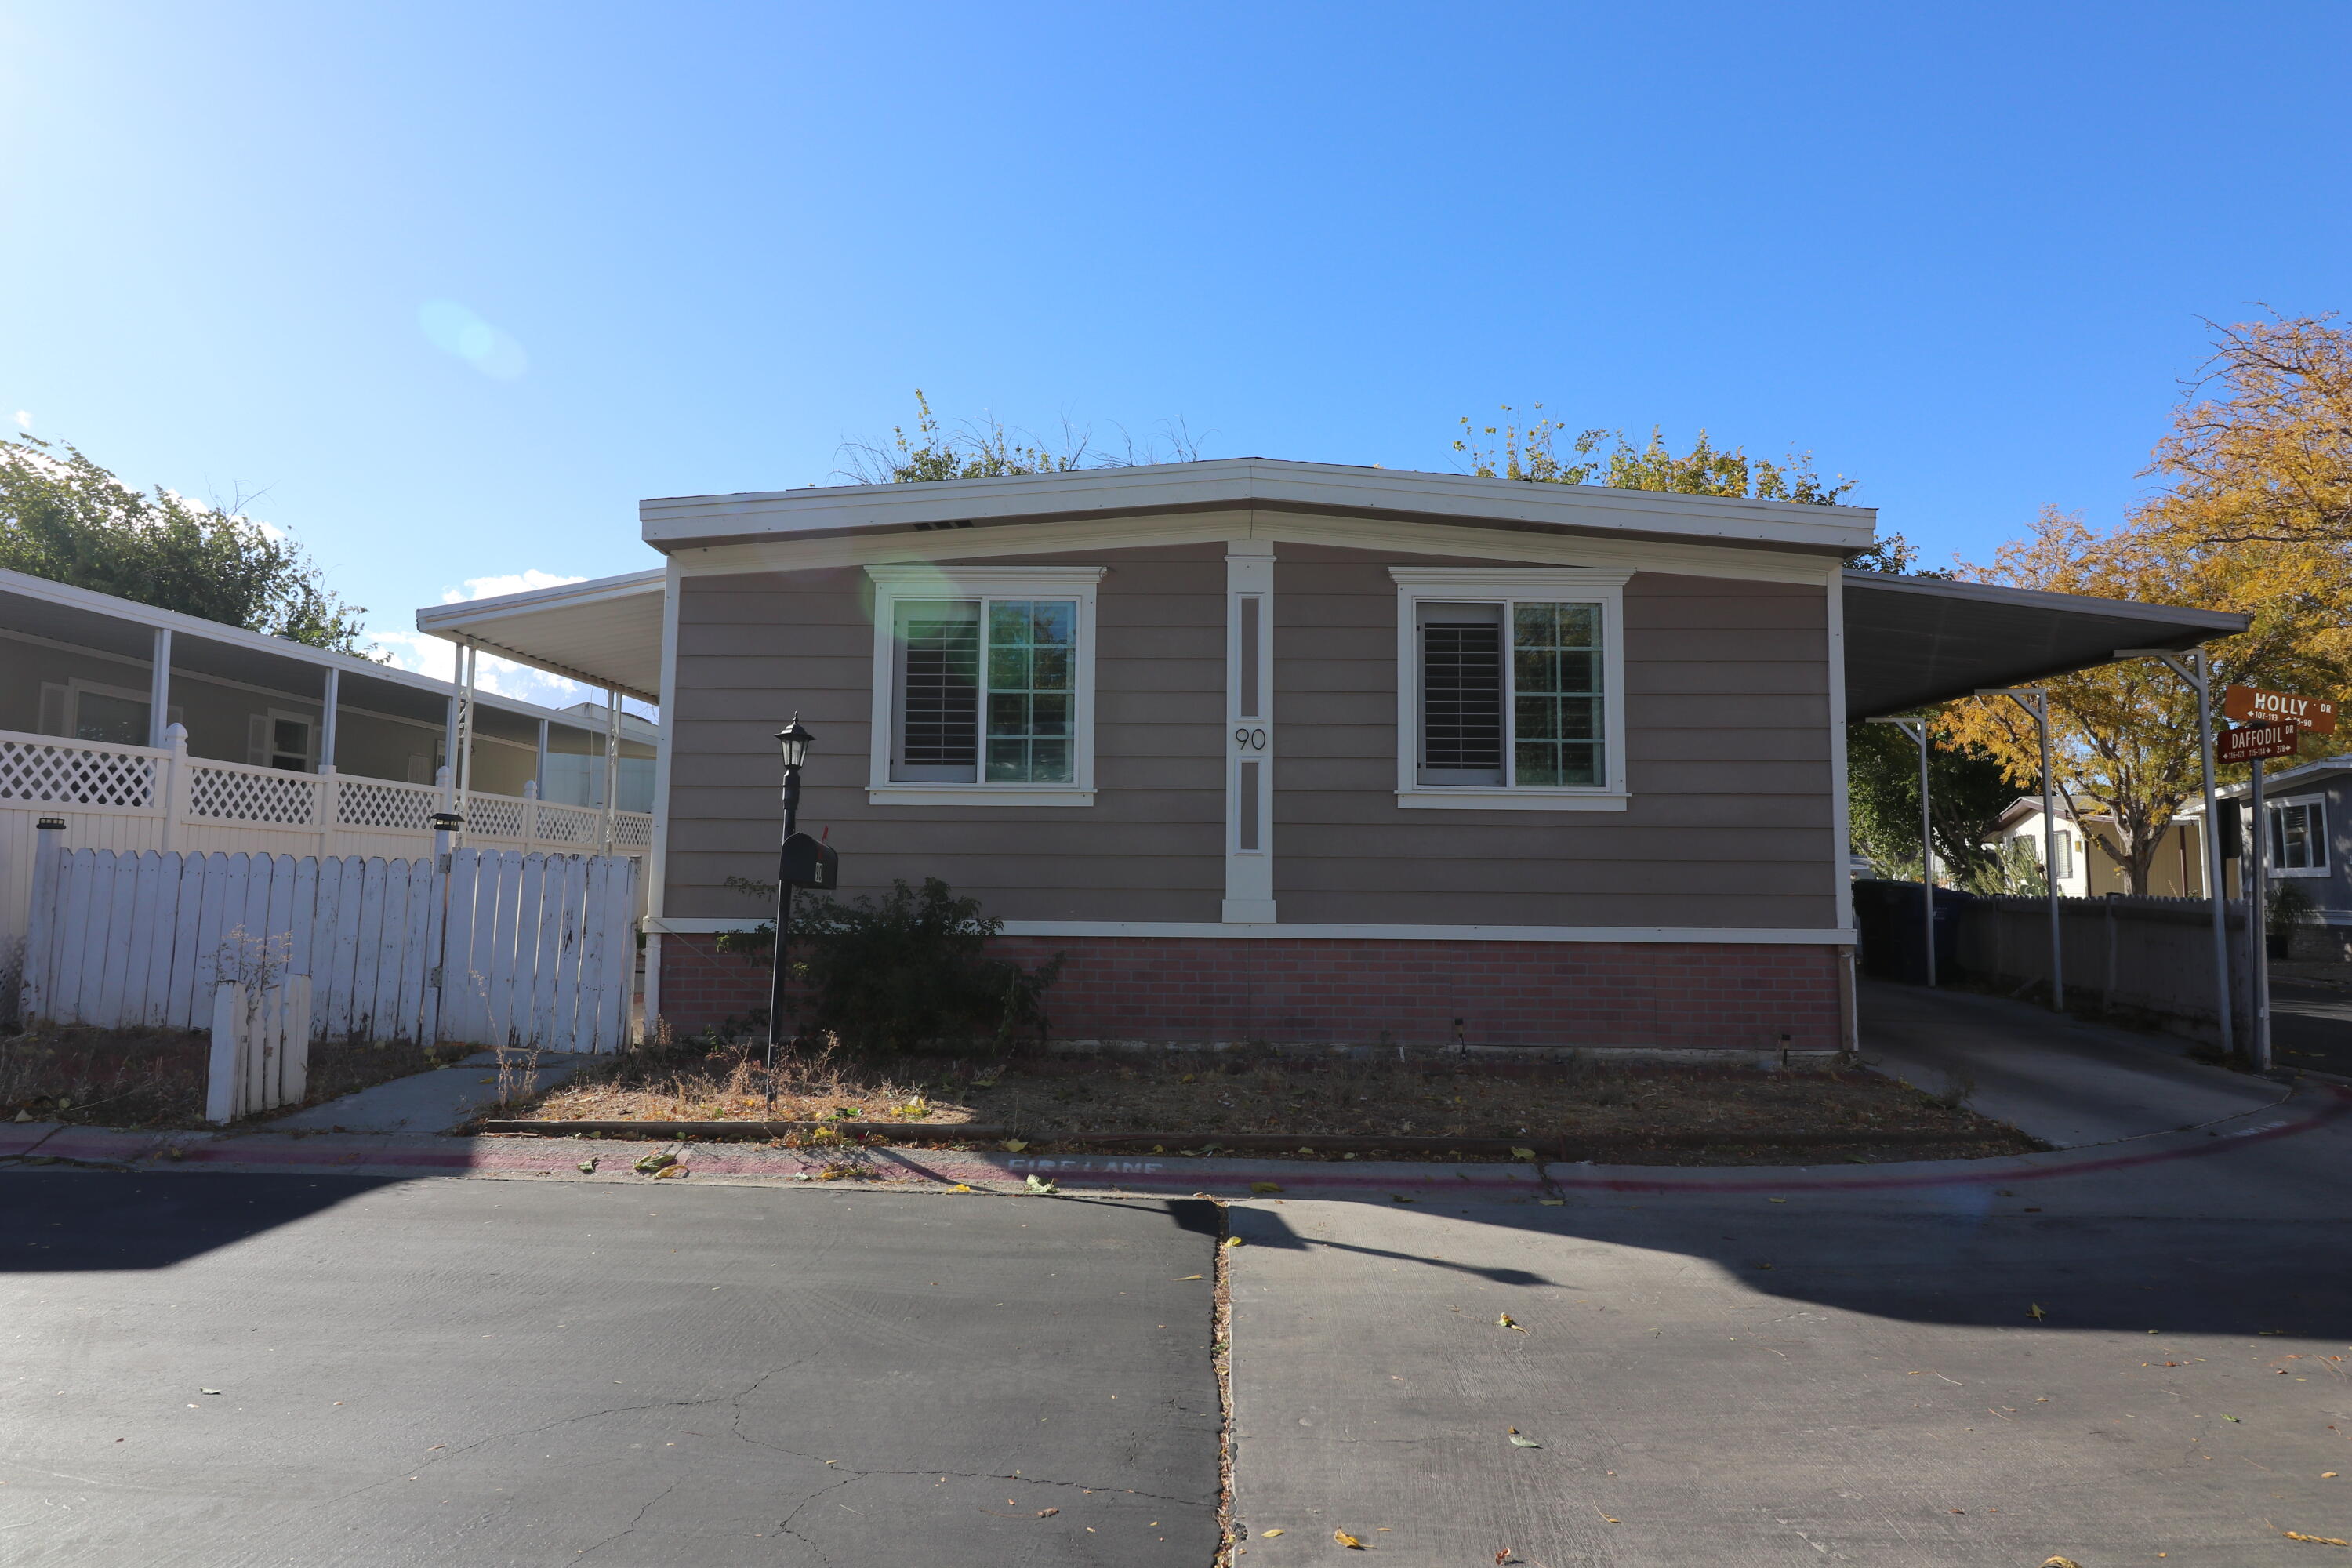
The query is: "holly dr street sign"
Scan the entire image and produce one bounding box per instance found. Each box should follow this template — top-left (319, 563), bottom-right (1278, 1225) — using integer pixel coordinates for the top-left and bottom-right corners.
top-left (2220, 719), bottom-right (2302, 765)
top-left (2223, 684), bottom-right (2337, 735)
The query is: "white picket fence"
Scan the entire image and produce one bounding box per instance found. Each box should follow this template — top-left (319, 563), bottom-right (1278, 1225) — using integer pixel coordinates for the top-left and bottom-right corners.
top-left (17, 843), bottom-right (641, 1052)
top-left (0, 726), bottom-right (653, 1019)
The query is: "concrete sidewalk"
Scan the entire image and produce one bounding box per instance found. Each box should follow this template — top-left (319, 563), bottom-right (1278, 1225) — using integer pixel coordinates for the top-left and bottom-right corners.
top-left (1857, 978), bottom-right (2287, 1148)
top-left (270, 1050), bottom-right (592, 1133)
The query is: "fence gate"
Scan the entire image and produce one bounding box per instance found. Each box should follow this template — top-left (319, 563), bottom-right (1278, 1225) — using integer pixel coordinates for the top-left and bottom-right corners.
top-left (17, 843), bottom-right (640, 1052)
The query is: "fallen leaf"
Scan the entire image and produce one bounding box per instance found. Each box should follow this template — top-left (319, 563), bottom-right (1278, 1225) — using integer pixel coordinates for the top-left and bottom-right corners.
top-left (577, 1159), bottom-right (597, 1174)
top-left (1024, 1174), bottom-right (1058, 1195)
top-left (1497, 1313), bottom-right (1526, 1332)
top-left (1261, 1528), bottom-right (1283, 1537)
top-left (1251, 1182), bottom-right (1283, 1194)
top-left (1537, 1199), bottom-right (1565, 1206)
top-left (1768, 1197), bottom-right (1787, 1203)
top-left (653, 1164), bottom-right (689, 1179)
top-left (1334, 1529), bottom-right (1366, 1548)
top-left (1508, 1433), bottom-right (1541, 1448)
top-left (1224, 1236), bottom-right (1244, 1248)
top-left (11, 1109), bottom-right (28, 1123)
top-left (2042, 1559), bottom-right (2085, 1568)
top-left (2325, 1472), bottom-right (2340, 1479)
top-left (633, 1152), bottom-right (676, 1174)
top-left (200, 1388), bottom-right (221, 1396)
top-left (1177, 1274), bottom-right (1205, 1281)
top-left (1390, 1194), bottom-right (1415, 1203)
top-left (1036, 1507), bottom-right (1058, 1517)
top-left (2284, 1533), bottom-right (2350, 1546)
top-left (2223, 1414), bottom-right (2242, 1422)
top-left (949, 1183), bottom-right (973, 1192)
top-left (1510, 1147), bottom-right (1537, 1160)
top-left (1297, 1146), bottom-right (1316, 1155)
top-left (2027, 1303), bottom-right (2047, 1320)
top-left (1003, 1139), bottom-right (1029, 1152)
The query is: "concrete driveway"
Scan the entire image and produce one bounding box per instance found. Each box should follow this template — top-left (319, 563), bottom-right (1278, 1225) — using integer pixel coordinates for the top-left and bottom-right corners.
top-left (1225, 984), bottom-right (2352, 1566)
top-left (0, 1177), bottom-right (1221, 1566)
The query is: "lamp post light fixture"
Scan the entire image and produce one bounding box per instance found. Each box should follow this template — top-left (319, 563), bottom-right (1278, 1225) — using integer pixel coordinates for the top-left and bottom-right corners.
top-left (766, 716), bottom-right (815, 1109)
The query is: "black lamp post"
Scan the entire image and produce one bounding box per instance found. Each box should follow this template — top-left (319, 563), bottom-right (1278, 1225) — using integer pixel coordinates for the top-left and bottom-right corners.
top-left (766, 716), bottom-right (815, 1109)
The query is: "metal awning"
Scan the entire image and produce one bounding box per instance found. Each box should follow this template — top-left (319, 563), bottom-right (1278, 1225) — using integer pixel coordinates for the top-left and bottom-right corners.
top-left (1841, 572), bottom-right (2246, 719)
top-left (413, 569), bottom-right (666, 705)
top-left (412, 564), bottom-right (2248, 719)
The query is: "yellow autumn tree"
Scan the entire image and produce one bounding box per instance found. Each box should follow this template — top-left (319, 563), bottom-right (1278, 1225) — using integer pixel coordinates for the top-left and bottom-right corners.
top-left (1936, 506), bottom-right (2350, 893)
top-left (2141, 311), bottom-right (2352, 549)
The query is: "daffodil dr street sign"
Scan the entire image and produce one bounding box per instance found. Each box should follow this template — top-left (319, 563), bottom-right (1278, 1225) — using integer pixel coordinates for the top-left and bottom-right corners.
top-left (2219, 719), bottom-right (2302, 765)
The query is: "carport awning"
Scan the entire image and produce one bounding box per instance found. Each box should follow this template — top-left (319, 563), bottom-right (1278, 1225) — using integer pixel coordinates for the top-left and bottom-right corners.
top-left (415, 570), bottom-right (666, 705)
top-left (1841, 572), bottom-right (2247, 720)
top-left (412, 564), bottom-right (2248, 720)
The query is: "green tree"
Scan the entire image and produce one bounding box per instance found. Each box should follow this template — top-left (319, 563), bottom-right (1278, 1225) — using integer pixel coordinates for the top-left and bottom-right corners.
top-left (839, 390), bottom-right (1208, 484)
top-left (1453, 406), bottom-right (1857, 506)
top-left (1, 436), bottom-right (368, 652)
top-left (1846, 720), bottom-right (2020, 890)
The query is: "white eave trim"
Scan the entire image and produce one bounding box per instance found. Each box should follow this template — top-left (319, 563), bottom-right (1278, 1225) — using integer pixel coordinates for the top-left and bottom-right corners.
top-left (643, 458), bottom-right (1876, 554)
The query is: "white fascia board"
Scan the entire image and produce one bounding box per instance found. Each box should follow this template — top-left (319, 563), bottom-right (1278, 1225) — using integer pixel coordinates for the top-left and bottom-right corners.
top-left (0, 564), bottom-right (612, 731)
top-left (642, 458), bottom-right (1877, 557)
top-left (646, 915), bottom-right (1853, 943)
top-left (413, 567), bottom-right (667, 632)
top-left (673, 508), bottom-right (1848, 588)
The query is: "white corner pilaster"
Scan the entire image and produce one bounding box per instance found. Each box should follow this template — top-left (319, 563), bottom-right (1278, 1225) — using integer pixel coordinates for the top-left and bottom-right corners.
top-left (1224, 541), bottom-right (1276, 924)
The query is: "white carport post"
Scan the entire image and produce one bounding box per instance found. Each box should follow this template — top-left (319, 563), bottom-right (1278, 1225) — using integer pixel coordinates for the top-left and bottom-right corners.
top-left (147, 628), bottom-right (172, 749)
top-left (601, 688), bottom-right (619, 854)
top-left (1980, 688), bottom-right (2062, 1013)
top-left (2115, 648), bottom-right (2234, 1058)
top-left (1867, 716), bottom-right (1937, 989)
top-left (319, 666), bottom-right (339, 771)
top-left (454, 639), bottom-right (478, 832)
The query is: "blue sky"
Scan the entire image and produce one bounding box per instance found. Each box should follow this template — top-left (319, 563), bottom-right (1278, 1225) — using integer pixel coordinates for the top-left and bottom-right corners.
top-left (5, 2), bottom-right (2347, 707)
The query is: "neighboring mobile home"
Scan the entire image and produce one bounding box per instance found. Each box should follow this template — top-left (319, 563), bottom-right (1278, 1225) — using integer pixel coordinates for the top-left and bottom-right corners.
top-left (2218, 756), bottom-right (2352, 958)
top-left (1, 566), bottom-right (658, 1008)
top-left (1988, 797), bottom-right (2207, 898)
top-left (418, 459), bottom-right (2245, 1057)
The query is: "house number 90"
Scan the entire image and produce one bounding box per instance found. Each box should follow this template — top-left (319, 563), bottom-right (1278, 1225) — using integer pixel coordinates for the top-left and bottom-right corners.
top-left (1233, 728), bottom-right (1267, 750)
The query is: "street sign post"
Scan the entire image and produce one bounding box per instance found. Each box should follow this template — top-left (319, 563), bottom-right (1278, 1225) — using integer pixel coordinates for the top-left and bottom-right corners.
top-left (2223, 684), bottom-right (2336, 735)
top-left (2219, 719), bottom-right (2303, 766)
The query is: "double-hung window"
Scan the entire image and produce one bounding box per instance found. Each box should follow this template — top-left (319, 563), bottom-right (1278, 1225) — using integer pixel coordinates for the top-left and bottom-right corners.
top-left (866, 565), bottom-right (1102, 805)
top-left (1391, 568), bottom-right (1629, 809)
top-left (2269, 797), bottom-right (2328, 877)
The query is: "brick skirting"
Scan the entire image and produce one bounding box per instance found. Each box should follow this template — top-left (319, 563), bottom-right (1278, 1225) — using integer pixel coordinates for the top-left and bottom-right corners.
top-left (654, 932), bottom-right (1846, 1053)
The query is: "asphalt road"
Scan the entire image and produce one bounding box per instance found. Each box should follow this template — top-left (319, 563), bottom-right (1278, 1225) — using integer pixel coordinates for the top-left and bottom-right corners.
top-left (0, 1176), bottom-right (1221, 1566)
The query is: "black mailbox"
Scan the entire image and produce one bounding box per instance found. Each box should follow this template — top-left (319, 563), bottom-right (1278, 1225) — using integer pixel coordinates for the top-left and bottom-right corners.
top-left (780, 832), bottom-right (838, 889)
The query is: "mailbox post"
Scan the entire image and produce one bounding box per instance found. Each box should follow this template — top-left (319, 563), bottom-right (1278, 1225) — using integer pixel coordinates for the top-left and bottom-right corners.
top-left (766, 717), bottom-right (816, 1109)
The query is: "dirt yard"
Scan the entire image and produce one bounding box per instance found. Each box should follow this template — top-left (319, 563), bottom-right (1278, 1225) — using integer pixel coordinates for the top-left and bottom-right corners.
top-left (1, 1026), bottom-right (477, 1129)
top-left (514, 1040), bottom-right (2034, 1163)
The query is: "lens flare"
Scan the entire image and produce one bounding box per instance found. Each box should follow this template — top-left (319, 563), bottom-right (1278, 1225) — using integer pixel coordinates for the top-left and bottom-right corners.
top-left (417, 299), bottom-right (528, 379)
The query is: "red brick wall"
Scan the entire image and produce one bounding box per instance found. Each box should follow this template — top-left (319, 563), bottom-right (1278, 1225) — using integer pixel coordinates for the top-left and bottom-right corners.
top-left (655, 933), bottom-right (1842, 1052)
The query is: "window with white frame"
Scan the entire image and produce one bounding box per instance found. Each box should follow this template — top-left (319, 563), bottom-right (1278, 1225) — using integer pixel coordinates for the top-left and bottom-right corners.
top-left (866, 565), bottom-right (1102, 804)
top-left (1390, 568), bottom-right (1630, 809)
top-left (2270, 798), bottom-right (2328, 875)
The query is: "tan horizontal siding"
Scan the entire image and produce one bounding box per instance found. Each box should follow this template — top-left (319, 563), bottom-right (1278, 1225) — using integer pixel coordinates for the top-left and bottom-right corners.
top-left (662, 546), bottom-right (1225, 923)
top-left (1269, 544), bottom-right (1836, 928)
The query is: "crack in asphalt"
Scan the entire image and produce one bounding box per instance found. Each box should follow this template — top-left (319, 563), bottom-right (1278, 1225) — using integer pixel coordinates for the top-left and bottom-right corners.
top-left (575, 1471), bottom-right (689, 1561)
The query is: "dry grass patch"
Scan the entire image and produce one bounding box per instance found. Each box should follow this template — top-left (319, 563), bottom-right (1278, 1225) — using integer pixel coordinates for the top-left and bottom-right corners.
top-left (515, 1040), bottom-right (2032, 1163)
top-left (1, 1025), bottom-right (474, 1130)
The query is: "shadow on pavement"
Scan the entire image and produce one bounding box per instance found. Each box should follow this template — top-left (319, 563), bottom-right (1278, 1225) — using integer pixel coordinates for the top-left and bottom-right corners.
top-left (1232, 1200), bottom-right (2352, 1339)
top-left (2, 1173), bottom-right (403, 1272)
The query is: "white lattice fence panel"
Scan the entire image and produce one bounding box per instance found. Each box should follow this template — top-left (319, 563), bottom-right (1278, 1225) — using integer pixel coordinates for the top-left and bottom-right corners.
top-left (339, 778), bottom-right (441, 833)
top-left (535, 804), bottom-right (600, 847)
top-left (0, 736), bottom-right (158, 808)
top-left (189, 764), bottom-right (320, 826)
top-left (468, 795), bottom-right (528, 840)
top-left (611, 814), bottom-right (653, 850)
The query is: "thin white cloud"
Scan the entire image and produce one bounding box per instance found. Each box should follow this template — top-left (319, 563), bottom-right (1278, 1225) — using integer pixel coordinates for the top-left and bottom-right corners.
top-left (442, 569), bottom-right (585, 604)
top-left (13, 411), bottom-right (28, 431)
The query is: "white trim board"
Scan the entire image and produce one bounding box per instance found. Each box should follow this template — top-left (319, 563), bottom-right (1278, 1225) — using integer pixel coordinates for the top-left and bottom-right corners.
top-left (646, 916), bottom-right (1853, 945)
top-left (673, 508), bottom-right (1849, 589)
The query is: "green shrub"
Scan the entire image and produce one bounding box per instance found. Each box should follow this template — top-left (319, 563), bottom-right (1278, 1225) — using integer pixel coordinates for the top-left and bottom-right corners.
top-left (717, 877), bottom-right (1061, 1055)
